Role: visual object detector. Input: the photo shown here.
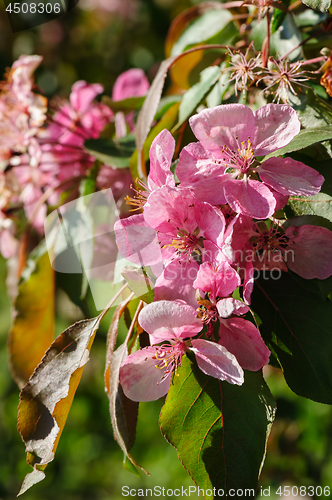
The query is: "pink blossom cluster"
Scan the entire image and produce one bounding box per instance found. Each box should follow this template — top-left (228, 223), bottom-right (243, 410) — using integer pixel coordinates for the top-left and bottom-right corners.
top-left (0, 57), bottom-right (149, 257)
top-left (116, 103), bottom-right (332, 401)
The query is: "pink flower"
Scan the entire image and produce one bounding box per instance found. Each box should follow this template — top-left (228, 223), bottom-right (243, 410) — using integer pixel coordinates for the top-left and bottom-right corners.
top-left (0, 55), bottom-right (47, 164)
top-left (112, 68), bottom-right (150, 101)
top-left (192, 257), bottom-right (270, 371)
top-left (177, 104), bottom-right (324, 219)
top-left (119, 300), bottom-right (244, 401)
top-left (112, 68), bottom-right (150, 136)
top-left (283, 224), bottom-right (332, 279)
top-left (241, 221), bottom-right (332, 280)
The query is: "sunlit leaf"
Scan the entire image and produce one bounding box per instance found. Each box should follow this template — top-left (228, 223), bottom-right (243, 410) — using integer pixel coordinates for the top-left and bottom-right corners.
top-left (165, 1), bottom-right (229, 57)
top-left (104, 297), bottom-right (147, 473)
top-left (8, 243), bottom-right (54, 389)
top-left (175, 65), bottom-right (221, 130)
top-left (121, 267), bottom-right (155, 303)
top-left (262, 127), bottom-right (332, 161)
top-left (251, 272), bottom-right (332, 404)
top-left (17, 312), bottom-right (107, 494)
top-left (287, 193), bottom-right (332, 223)
top-left (171, 10), bottom-right (233, 57)
top-left (301, 0), bottom-right (331, 12)
top-left (160, 356), bottom-right (276, 497)
top-left (132, 101), bottom-right (180, 180)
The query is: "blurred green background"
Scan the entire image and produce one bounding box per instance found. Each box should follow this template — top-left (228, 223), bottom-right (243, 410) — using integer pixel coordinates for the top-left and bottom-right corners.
top-left (1, 0), bottom-right (332, 498)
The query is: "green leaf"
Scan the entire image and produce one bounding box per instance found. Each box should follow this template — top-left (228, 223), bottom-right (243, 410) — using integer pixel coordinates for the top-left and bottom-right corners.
top-left (121, 267), bottom-right (155, 303)
top-left (251, 14), bottom-right (302, 60)
top-left (287, 193), bottom-right (332, 223)
top-left (131, 101), bottom-right (180, 181)
top-left (289, 91), bottom-right (332, 130)
top-left (301, 0), bottom-right (331, 12)
top-left (262, 127), bottom-right (332, 161)
top-left (271, 0), bottom-right (291, 34)
top-left (102, 95), bottom-right (146, 112)
top-left (8, 242), bottom-right (54, 389)
top-left (251, 272), bottom-right (332, 404)
top-left (160, 356), bottom-right (276, 496)
top-left (84, 136), bottom-right (136, 168)
top-left (171, 10), bottom-right (233, 57)
top-left (175, 66), bottom-right (221, 130)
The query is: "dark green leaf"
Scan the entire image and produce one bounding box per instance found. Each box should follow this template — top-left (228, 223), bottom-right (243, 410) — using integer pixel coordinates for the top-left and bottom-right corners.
top-left (271, 0), bottom-right (291, 34)
top-left (84, 136), bottom-right (136, 168)
top-left (251, 272), bottom-right (332, 403)
top-left (160, 356), bottom-right (276, 496)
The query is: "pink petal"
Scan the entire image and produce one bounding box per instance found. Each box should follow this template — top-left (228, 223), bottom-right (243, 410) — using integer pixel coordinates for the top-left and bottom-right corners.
top-left (193, 261), bottom-right (240, 301)
top-left (194, 200), bottom-right (226, 247)
top-left (154, 259), bottom-right (199, 308)
top-left (177, 142), bottom-right (226, 183)
top-left (216, 298), bottom-right (249, 318)
top-left (177, 143), bottom-right (227, 204)
top-left (243, 257), bottom-right (254, 305)
top-left (219, 318), bottom-right (270, 371)
top-left (148, 129), bottom-right (175, 191)
top-left (253, 104), bottom-right (301, 156)
top-left (189, 104), bottom-right (255, 156)
top-left (269, 187), bottom-right (289, 212)
top-left (112, 68), bottom-right (150, 101)
top-left (70, 81), bottom-right (104, 114)
top-left (285, 225), bottom-right (332, 279)
top-left (143, 186), bottom-right (197, 235)
top-left (120, 347), bottom-right (171, 401)
top-left (180, 176), bottom-right (228, 205)
top-left (190, 339), bottom-right (244, 385)
top-left (259, 157), bottom-right (324, 196)
top-left (224, 178), bottom-right (276, 219)
top-left (138, 300), bottom-right (202, 344)
top-left (114, 214), bottom-right (162, 266)
top-left (0, 228), bottom-right (18, 259)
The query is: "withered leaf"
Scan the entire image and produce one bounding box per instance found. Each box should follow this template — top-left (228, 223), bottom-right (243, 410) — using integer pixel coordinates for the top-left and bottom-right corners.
top-left (17, 315), bottom-right (103, 495)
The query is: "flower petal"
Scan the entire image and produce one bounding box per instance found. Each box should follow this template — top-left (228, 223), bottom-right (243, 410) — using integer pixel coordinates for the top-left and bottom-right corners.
top-left (120, 347), bottom-right (171, 402)
top-left (154, 259), bottom-right (198, 308)
top-left (219, 318), bottom-right (270, 371)
top-left (193, 261), bottom-right (240, 302)
top-left (190, 339), bottom-right (244, 385)
top-left (285, 225), bottom-right (332, 279)
top-left (224, 178), bottom-right (276, 219)
top-left (216, 298), bottom-right (249, 318)
top-left (189, 104), bottom-right (255, 156)
top-left (114, 214), bottom-right (162, 266)
top-left (148, 129), bottom-right (175, 191)
top-left (138, 299), bottom-right (202, 344)
top-left (253, 104), bottom-right (300, 156)
top-left (259, 157), bottom-right (324, 196)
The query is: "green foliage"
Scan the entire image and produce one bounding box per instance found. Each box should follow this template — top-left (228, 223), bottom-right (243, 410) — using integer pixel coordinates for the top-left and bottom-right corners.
top-left (84, 136), bottom-right (136, 168)
top-left (160, 356), bottom-right (276, 496)
top-left (251, 273), bottom-right (332, 404)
